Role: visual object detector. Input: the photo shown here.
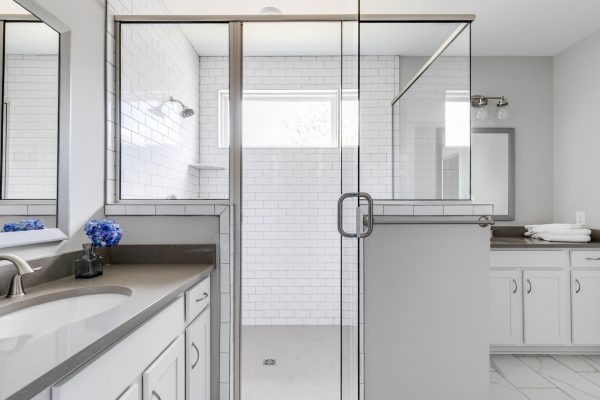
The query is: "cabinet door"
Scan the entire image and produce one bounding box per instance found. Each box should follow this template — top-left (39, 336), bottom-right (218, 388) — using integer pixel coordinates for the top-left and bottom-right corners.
top-left (186, 308), bottom-right (210, 400)
top-left (523, 270), bottom-right (570, 345)
top-left (143, 335), bottom-right (185, 400)
top-left (490, 270), bottom-right (522, 345)
top-left (572, 270), bottom-right (600, 345)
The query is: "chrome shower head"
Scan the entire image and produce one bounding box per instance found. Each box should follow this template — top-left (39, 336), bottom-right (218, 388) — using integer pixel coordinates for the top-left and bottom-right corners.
top-left (180, 107), bottom-right (195, 118)
top-left (169, 96), bottom-right (195, 118)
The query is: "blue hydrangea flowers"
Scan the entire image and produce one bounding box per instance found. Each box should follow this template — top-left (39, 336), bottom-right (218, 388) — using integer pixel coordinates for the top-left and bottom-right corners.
top-left (84, 219), bottom-right (123, 248)
top-left (2, 218), bottom-right (45, 232)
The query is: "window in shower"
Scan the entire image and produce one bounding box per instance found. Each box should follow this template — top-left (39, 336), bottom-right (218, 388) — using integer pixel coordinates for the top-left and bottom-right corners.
top-left (117, 23), bottom-right (229, 200)
top-left (219, 89), bottom-right (358, 148)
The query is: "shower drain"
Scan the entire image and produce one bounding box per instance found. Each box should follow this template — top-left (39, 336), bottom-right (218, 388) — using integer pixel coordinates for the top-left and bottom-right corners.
top-left (263, 359), bottom-right (276, 366)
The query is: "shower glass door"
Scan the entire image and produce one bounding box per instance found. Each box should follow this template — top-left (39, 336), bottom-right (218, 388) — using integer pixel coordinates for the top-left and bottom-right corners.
top-left (240, 20), bottom-right (361, 400)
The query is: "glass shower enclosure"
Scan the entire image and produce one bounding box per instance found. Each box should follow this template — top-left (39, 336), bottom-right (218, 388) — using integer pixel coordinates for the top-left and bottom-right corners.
top-left (114, 14), bottom-right (472, 400)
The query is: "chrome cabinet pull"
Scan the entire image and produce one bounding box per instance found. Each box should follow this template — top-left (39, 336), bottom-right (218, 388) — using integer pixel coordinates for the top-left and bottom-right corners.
top-left (337, 192), bottom-right (374, 238)
top-left (195, 292), bottom-right (208, 302)
top-left (575, 278), bottom-right (581, 294)
top-left (512, 279), bottom-right (518, 294)
top-left (585, 257), bottom-right (600, 261)
top-left (526, 279), bottom-right (532, 294)
top-left (191, 342), bottom-right (200, 369)
top-left (152, 390), bottom-right (162, 400)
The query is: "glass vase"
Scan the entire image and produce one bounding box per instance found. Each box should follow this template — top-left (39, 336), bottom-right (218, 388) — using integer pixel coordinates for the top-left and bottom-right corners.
top-left (75, 243), bottom-right (104, 278)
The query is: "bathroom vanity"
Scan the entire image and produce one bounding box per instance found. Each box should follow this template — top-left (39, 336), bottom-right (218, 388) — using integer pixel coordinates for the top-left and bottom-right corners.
top-left (0, 251), bottom-right (214, 400)
top-left (490, 235), bottom-right (600, 352)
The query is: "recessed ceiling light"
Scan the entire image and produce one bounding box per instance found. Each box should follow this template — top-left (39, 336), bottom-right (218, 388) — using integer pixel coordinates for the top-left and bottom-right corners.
top-left (259, 6), bottom-right (282, 15)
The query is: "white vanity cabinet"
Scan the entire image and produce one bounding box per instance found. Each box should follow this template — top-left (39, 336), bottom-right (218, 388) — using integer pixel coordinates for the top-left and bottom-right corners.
top-left (571, 270), bottom-right (600, 344)
top-left (490, 250), bottom-right (600, 350)
top-left (52, 277), bottom-right (211, 400)
top-left (489, 270), bottom-right (522, 345)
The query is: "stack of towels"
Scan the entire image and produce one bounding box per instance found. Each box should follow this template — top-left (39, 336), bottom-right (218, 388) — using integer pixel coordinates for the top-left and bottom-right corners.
top-left (524, 224), bottom-right (592, 243)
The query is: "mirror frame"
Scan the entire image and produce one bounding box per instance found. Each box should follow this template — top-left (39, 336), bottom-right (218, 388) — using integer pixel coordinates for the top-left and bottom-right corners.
top-left (0, 5), bottom-right (70, 248)
top-left (471, 127), bottom-right (515, 221)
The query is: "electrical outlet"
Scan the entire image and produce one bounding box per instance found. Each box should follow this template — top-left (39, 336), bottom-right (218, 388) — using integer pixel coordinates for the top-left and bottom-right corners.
top-left (576, 211), bottom-right (586, 225)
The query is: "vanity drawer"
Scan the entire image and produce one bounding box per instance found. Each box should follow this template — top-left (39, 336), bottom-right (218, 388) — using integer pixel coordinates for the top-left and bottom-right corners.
top-left (491, 250), bottom-right (569, 269)
top-left (186, 277), bottom-right (210, 322)
top-left (571, 251), bottom-right (600, 268)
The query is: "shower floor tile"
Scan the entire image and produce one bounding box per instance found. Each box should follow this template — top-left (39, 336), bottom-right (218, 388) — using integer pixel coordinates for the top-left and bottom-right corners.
top-left (241, 325), bottom-right (349, 400)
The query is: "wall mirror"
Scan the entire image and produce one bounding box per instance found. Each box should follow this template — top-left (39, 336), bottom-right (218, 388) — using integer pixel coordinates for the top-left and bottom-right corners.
top-left (0, 1), bottom-right (69, 248)
top-left (471, 128), bottom-right (515, 220)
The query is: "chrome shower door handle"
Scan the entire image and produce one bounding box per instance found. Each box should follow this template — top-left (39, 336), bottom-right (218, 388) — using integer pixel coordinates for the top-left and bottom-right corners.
top-left (337, 192), bottom-right (374, 238)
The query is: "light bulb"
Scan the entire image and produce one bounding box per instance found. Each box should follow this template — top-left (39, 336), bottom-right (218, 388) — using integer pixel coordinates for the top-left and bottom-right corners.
top-left (473, 106), bottom-right (490, 122)
top-left (496, 105), bottom-right (511, 121)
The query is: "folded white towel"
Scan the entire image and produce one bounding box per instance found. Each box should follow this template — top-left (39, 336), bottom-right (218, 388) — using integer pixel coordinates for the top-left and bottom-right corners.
top-left (537, 234), bottom-right (591, 243)
top-left (525, 223), bottom-right (584, 231)
top-left (526, 228), bottom-right (591, 237)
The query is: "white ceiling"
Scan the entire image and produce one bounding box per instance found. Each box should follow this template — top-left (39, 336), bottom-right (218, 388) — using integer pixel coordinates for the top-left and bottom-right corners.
top-left (164, 0), bottom-right (600, 56)
top-left (179, 22), bottom-right (470, 57)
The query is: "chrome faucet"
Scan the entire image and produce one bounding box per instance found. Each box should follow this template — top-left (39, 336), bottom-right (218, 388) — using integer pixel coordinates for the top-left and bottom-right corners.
top-left (0, 254), bottom-right (41, 298)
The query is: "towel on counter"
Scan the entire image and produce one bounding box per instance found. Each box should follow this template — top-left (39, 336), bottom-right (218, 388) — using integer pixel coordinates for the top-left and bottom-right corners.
top-left (525, 228), bottom-right (592, 237)
top-left (524, 223), bottom-right (585, 235)
top-left (536, 234), bottom-right (591, 243)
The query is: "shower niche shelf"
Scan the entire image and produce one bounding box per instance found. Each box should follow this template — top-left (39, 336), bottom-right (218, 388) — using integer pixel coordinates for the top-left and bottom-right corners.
top-left (189, 163), bottom-right (226, 170)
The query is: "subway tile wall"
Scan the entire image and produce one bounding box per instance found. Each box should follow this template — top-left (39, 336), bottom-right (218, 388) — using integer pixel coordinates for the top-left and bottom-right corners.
top-left (198, 56), bottom-right (229, 199)
top-left (233, 55), bottom-right (398, 325)
top-left (119, 23), bottom-right (201, 199)
top-left (3, 55), bottom-right (58, 199)
top-left (359, 55), bottom-right (399, 199)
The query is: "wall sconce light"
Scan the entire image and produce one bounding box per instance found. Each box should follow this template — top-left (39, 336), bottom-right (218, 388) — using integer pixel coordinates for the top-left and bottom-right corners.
top-left (471, 95), bottom-right (510, 122)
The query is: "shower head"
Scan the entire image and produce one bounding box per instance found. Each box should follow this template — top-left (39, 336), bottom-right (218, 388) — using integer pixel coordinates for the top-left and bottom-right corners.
top-left (169, 96), bottom-right (195, 118)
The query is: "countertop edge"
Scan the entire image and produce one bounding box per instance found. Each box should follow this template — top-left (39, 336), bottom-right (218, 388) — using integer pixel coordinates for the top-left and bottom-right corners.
top-left (8, 264), bottom-right (214, 400)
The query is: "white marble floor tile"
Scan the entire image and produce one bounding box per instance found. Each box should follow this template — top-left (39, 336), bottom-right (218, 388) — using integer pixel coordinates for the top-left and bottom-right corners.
top-left (584, 356), bottom-right (600, 371)
top-left (520, 388), bottom-right (575, 400)
top-left (491, 372), bottom-right (529, 400)
top-left (519, 356), bottom-right (600, 400)
top-left (554, 355), bottom-right (598, 372)
top-left (491, 355), bottom-right (554, 389)
top-left (580, 372), bottom-right (600, 386)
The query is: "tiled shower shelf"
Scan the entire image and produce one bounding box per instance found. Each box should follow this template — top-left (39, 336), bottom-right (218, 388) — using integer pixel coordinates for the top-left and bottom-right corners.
top-left (189, 163), bottom-right (226, 170)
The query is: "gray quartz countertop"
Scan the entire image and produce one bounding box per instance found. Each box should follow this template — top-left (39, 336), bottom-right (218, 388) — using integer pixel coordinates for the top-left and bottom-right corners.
top-left (491, 236), bottom-right (600, 249)
top-left (0, 263), bottom-right (213, 400)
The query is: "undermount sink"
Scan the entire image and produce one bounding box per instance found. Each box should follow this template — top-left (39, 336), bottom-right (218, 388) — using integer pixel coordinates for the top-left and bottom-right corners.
top-left (0, 287), bottom-right (131, 340)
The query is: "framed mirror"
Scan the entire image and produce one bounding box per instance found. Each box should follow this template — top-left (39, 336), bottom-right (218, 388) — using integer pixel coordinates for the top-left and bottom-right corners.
top-left (0, 3), bottom-right (69, 248)
top-left (471, 127), bottom-right (515, 220)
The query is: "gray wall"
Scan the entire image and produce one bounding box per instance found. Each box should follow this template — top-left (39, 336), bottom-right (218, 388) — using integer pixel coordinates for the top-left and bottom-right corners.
top-left (472, 57), bottom-right (554, 225)
top-left (553, 28), bottom-right (600, 228)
